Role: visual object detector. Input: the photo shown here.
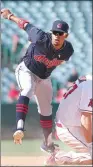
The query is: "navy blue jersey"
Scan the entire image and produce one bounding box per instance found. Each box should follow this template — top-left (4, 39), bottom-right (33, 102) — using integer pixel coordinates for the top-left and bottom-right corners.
top-left (21, 23), bottom-right (74, 79)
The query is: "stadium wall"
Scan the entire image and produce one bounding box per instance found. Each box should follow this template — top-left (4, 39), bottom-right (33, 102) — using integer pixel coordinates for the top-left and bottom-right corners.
top-left (1, 103), bottom-right (59, 139)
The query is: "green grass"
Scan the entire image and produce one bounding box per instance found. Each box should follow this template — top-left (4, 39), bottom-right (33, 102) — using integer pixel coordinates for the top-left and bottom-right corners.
top-left (1, 139), bottom-right (72, 156)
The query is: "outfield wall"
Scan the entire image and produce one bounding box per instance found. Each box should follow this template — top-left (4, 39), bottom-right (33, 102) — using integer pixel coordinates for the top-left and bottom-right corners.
top-left (1, 103), bottom-right (59, 139)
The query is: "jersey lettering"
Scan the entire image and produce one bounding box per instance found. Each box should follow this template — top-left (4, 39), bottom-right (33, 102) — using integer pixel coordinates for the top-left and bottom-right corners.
top-left (34, 55), bottom-right (64, 68)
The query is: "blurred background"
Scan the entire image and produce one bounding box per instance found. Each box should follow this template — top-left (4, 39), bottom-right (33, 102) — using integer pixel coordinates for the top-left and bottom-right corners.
top-left (1, 0), bottom-right (92, 165)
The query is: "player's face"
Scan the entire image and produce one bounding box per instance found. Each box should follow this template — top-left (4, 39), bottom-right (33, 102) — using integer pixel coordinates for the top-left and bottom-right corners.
top-left (52, 31), bottom-right (68, 49)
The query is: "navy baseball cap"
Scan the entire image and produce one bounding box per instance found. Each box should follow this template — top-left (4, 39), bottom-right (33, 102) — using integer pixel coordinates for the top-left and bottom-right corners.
top-left (51, 20), bottom-right (69, 33)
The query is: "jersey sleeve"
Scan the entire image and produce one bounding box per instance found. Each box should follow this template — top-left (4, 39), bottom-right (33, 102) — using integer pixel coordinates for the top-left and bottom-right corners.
top-left (24, 23), bottom-right (45, 43)
top-left (79, 81), bottom-right (92, 113)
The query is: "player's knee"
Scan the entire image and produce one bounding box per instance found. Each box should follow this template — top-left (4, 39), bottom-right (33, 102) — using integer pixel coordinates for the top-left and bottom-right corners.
top-left (37, 105), bottom-right (52, 116)
top-left (56, 125), bottom-right (70, 143)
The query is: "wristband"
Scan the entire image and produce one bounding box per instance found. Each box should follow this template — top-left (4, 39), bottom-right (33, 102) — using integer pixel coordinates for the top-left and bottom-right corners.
top-left (8, 13), bottom-right (14, 20)
top-left (18, 18), bottom-right (29, 29)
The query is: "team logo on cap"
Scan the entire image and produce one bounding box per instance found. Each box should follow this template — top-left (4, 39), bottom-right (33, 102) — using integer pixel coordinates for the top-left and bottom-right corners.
top-left (57, 23), bottom-right (62, 29)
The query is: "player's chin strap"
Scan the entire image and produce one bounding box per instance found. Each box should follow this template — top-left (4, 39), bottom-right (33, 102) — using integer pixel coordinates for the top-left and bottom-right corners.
top-left (8, 13), bottom-right (29, 29)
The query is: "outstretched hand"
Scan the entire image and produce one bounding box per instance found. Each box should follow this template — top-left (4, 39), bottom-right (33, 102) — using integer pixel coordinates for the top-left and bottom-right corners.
top-left (1, 8), bottom-right (13, 19)
top-left (1, 8), bottom-right (28, 29)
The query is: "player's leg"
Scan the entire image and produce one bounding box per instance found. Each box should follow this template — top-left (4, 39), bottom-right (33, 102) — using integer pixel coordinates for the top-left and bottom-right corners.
top-left (55, 150), bottom-right (92, 165)
top-left (56, 124), bottom-right (88, 152)
top-left (13, 61), bottom-right (36, 144)
top-left (55, 125), bottom-right (91, 165)
top-left (45, 125), bottom-right (92, 166)
top-left (35, 78), bottom-right (57, 152)
top-left (55, 125), bottom-right (92, 165)
top-left (45, 150), bottom-right (92, 166)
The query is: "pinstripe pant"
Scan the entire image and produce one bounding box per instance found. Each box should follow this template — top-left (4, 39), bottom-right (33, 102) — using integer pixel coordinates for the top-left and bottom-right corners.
top-left (55, 123), bottom-right (92, 165)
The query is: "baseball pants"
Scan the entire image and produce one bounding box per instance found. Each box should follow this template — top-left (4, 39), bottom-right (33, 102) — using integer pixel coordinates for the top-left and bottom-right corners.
top-left (15, 61), bottom-right (53, 116)
top-left (54, 123), bottom-right (92, 165)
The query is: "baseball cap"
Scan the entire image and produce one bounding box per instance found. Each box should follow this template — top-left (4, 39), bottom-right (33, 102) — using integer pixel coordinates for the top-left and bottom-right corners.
top-left (51, 20), bottom-right (69, 33)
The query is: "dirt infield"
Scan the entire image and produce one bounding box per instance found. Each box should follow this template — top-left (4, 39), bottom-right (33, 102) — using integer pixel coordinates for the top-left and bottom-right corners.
top-left (1, 156), bottom-right (48, 166)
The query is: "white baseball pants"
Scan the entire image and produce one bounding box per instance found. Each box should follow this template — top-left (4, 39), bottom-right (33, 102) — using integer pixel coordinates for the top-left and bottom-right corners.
top-left (55, 123), bottom-right (92, 165)
top-left (15, 61), bottom-right (53, 116)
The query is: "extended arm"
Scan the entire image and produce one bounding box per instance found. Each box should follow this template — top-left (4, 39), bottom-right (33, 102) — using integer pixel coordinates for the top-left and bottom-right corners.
top-left (1, 8), bottom-right (45, 42)
top-left (1, 8), bottom-right (29, 29)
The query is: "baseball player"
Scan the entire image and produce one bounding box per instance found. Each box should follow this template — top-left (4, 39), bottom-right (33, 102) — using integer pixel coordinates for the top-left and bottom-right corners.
top-left (45, 75), bottom-right (92, 165)
top-left (1, 9), bottom-right (74, 153)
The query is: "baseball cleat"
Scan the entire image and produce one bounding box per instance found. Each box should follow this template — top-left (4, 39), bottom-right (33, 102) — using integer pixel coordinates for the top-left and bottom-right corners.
top-left (40, 142), bottom-right (59, 153)
top-left (13, 130), bottom-right (24, 144)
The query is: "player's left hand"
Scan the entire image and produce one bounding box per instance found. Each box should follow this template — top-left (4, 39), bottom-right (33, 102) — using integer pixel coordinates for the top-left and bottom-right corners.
top-left (1, 8), bottom-right (12, 19)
